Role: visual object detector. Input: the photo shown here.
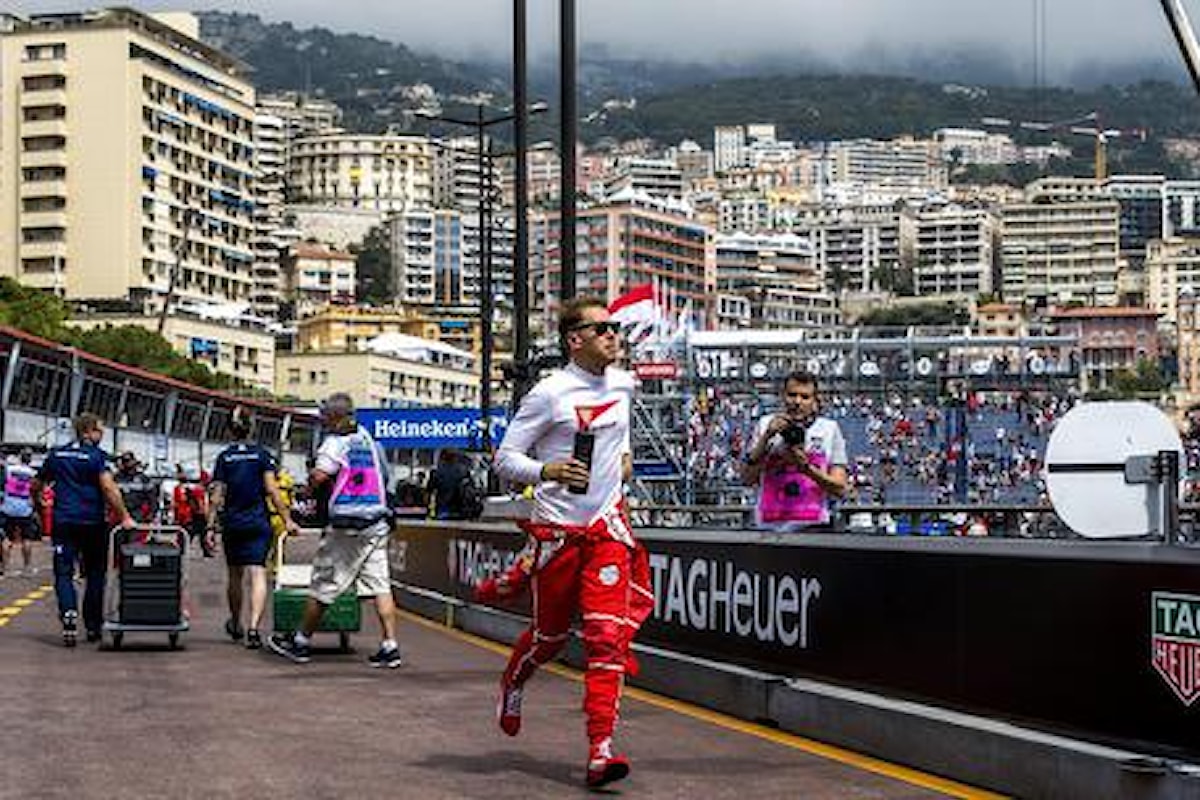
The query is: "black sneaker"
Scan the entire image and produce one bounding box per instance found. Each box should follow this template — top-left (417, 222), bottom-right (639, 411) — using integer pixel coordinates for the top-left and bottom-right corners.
top-left (62, 610), bottom-right (78, 648)
top-left (224, 617), bottom-right (244, 642)
top-left (367, 645), bottom-right (402, 669)
top-left (245, 629), bottom-right (262, 650)
top-left (86, 630), bottom-right (102, 644)
top-left (266, 633), bottom-right (310, 664)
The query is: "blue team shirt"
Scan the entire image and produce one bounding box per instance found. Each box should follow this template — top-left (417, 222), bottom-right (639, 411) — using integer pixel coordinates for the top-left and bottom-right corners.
top-left (38, 442), bottom-right (111, 526)
top-left (212, 442), bottom-right (276, 533)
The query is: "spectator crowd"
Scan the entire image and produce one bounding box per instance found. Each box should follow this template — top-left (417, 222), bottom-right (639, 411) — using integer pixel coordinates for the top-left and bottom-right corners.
top-left (685, 388), bottom-right (1080, 507)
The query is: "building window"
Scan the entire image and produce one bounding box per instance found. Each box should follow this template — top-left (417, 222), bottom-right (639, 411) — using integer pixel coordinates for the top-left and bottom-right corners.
top-left (22, 74), bottom-right (66, 92)
top-left (287, 368), bottom-right (300, 385)
top-left (21, 166), bottom-right (66, 182)
top-left (21, 257), bottom-right (60, 274)
top-left (22, 227), bottom-right (66, 244)
top-left (22, 105), bottom-right (66, 122)
top-left (22, 135), bottom-right (66, 152)
top-left (22, 196), bottom-right (66, 213)
top-left (23, 43), bottom-right (67, 62)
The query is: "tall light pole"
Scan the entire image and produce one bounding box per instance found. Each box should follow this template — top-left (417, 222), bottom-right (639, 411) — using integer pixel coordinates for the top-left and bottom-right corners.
top-left (559, 0), bottom-right (578, 302)
top-left (479, 119), bottom-right (494, 456)
top-left (416, 102), bottom-right (547, 453)
top-left (513, 0), bottom-right (532, 403)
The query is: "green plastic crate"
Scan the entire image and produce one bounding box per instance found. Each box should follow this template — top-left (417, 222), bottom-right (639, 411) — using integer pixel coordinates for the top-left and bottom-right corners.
top-left (272, 587), bottom-right (361, 634)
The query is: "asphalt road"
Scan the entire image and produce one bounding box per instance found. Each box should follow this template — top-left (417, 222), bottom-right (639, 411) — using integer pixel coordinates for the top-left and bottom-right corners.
top-left (0, 539), bottom-right (999, 799)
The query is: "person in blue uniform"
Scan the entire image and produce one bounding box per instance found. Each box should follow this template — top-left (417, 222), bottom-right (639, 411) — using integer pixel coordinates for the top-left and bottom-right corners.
top-left (32, 413), bottom-right (135, 646)
top-left (206, 411), bottom-right (297, 650)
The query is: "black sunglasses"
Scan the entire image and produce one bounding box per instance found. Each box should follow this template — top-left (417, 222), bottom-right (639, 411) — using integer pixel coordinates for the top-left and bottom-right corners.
top-left (571, 321), bottom-right (621, 336)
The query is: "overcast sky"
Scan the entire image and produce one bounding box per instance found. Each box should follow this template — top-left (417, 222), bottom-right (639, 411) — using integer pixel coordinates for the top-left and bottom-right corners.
top-left (7, 0), bottom-right (1196, 82)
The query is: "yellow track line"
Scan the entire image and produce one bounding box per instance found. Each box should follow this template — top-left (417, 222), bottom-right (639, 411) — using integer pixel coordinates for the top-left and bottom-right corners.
top-left (0, 586), bottom-right (53, 627)
top-left (399, 610), bottom-right (1006, 800)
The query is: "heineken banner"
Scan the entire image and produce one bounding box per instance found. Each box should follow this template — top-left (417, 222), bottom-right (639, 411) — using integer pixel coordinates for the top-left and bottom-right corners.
top-left (358, 408), bottom-right (508, 450)
top-left (391, 523), bottom-right (1200, 759)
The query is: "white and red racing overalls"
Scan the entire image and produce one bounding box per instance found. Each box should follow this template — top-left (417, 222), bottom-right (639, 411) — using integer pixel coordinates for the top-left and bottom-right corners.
top-left (492, 362), bottom-right (653, 746)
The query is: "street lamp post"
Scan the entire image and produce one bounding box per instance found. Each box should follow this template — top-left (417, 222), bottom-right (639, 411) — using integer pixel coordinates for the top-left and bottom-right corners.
top-left (479, 123), bottom-right (495, 455)
top-left (513, 0), bottom-right (531, 398)
top-left (416, 102), bottom-right (546, 453)
top-left (560, 0), bottom-right (577, 302)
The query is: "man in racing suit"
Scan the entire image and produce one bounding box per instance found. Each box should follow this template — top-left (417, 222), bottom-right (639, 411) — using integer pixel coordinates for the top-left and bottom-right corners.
top-left (492, 295), bottom-right (652, 789)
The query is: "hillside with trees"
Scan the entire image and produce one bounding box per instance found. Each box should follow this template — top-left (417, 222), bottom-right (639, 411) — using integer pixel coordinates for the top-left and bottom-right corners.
top-left (199, 11), bottom-right (1200, 178)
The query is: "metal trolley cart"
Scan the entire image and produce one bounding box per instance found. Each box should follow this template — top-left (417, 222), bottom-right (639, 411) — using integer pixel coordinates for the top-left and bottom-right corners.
top-left (272, 534), bottom-right (360, 652)
top-left (103, 525), bottom-right (189, 650)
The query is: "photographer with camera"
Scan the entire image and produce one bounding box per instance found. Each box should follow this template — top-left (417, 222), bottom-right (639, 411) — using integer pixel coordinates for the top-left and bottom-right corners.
top-left (743, 370), bottom-right (848, 531)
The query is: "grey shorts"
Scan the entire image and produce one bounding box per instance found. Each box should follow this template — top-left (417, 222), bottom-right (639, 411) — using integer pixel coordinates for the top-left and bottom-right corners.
top-left (309, 520), bottom-right (392, 605)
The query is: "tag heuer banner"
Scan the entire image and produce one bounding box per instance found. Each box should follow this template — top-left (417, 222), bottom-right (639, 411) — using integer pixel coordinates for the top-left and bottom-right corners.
top-left (1152, 592), bottom-right (1200, 706)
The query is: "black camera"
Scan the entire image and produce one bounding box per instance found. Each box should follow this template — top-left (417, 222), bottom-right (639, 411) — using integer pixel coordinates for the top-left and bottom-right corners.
top-left (780, 419), bottom-right (810, 447)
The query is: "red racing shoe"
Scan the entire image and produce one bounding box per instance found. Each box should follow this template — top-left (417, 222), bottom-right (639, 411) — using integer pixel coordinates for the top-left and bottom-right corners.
top-left (497, 683), bottom-right (523, 736)
top-left (586, 738), bottom-right (630, 789)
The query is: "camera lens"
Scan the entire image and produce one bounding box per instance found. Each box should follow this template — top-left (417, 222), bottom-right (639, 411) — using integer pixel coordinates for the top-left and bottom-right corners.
top-left (782, 422), bottom-right (807, 446)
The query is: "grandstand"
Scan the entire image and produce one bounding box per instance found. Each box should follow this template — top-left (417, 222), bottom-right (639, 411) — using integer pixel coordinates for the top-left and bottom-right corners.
top-left (629, 325), bottom-right (1081, 515)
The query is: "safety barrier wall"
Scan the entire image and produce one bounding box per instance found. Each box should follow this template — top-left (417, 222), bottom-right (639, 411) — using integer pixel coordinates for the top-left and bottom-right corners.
top-left (391, 520), bottom-right (1200, 761)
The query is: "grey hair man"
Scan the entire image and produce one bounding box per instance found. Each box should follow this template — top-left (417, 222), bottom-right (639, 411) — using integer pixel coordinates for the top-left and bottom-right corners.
top-left (266, 393), bottom-right (402, 668)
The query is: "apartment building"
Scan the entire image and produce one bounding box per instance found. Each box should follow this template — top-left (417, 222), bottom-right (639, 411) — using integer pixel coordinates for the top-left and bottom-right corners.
top-left (72, 309), bottom-right (274, 391)
top-left (1165, 180), bottom-right (1200, 237)
top-left (277, 348), bottom-right (478, 410)
top-left (974, 303), bottom-right (1028, 338)
top-left (0, 9), bottom-right (257, 311)
top-left (1024, 176), bottom-right (1107, 203)
top-left (714, 125), bottom-right (747, 173)
top-left (668, 140), bottom-right (713, 185)
top-left (1104, 175), bottom-right (1166, 268)
top-left (1177, 291), bottom-right (1200, 401)
top-left (250, 111), bottom-right (286, 318)
top-left (605, 158), bottom-right (685, 200)
top-left (714, 232), bottom-right (838, 329)
top-left (286, 132), bottom-right (432, 212)
top-left (935, 128), bottom-right (1019, 166)
top-left (717, 194), bottom-right (771, 233)
top-left (431, 136), bottom-right (514, 310)
top-left (1000, 198), bottom-right (1121, 308)
top-left (1048, 306), bottom-right (1161, 391)
top-left (1147, 237), bottom-right (1200, 325)
top-left (388, 209), bottom-right (465, 306)
top-left (525, 146), bottom-right (561, 208)
top-left (256, 91), bottom-right (341, 141)
top-left (911, 205), bottom-right (997, 298)
top-left (294, 305), bottom-right (481, 357)
top-left (825, 138), bottom-right (947, 190)
top-left (793, 205), bottom-right (905, 295)
top-left (530, 191), bottom-right (716, 327)
top-left (286, 243), bottom-right (356, 312)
